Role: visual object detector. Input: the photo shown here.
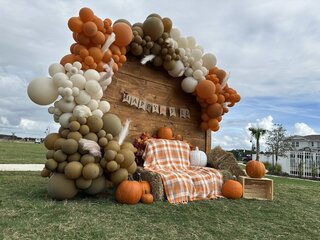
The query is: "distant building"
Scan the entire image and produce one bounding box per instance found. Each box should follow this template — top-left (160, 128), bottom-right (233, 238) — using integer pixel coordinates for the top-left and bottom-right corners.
top-left (256, 135), bottom-right (320, 179)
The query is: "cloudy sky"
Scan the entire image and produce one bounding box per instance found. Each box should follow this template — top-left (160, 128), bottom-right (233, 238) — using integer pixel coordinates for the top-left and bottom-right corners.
top-left (0, 0), bottom-right (319, 150)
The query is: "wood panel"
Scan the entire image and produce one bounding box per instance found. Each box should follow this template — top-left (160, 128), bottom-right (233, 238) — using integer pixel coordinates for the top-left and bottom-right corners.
top-left (102, 55), bottom-right (211, 152)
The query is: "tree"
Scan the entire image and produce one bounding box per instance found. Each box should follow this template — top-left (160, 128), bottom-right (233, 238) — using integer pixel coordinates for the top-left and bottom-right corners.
top-left (265, 124), bottom-right (291, 166)
top-left (248, 127), bottom-right (267, 161)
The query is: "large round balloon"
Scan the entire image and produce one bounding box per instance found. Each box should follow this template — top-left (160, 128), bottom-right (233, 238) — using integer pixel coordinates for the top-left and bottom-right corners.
top-left (47, 173), bottom-right (78, 200)
top-left (27, 77), bottom-right (58, 105)
top-left (113, 22), bottom-right (133, 47)
top-left (142, 17), bottom-right (164, 41)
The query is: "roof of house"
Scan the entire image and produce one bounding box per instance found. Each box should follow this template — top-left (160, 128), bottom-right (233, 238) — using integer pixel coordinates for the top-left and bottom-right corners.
top-left (288, 135), bottom-right (320, 141)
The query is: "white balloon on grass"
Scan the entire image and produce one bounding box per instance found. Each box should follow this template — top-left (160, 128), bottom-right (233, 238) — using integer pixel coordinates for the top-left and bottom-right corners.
top-left (202, 53), bottom-right (217, 69)
top-left (181, 77), bottom-right (198, 93)
top-left (49, 63), bottom-right (65, 77)
top-left (98, 101), bottom-right (110, 113)
top-left (59, 113), bottom-right (73, 128)
top-left (168, 60), bottom-right (185, 77)
top-left (192, 61), bottom-right (203, 71)
top-left (84, 69), bottom-right (100, 81)
top-left (75, 90), bottom-right (91, 105)
top-left (73, 105), bottom-right (92, 118)
top-left (27, 77), bottom-right (59, 105)
top-left (70, 74), bottom-right (86, 90)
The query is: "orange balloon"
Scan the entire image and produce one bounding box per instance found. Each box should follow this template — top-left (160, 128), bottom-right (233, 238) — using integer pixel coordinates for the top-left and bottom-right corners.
top-left (96, 62), bottom-right (105, 72)
top-left (60, 54), bottom-right (76, 65)
top-left (83, 21), bottom-right (98, 37)
top-left (208, 118), bottom-right (219, 130)
top-left (210, 123), bottom-right (220, 132)
top-left (104, 18), bottom-right (112, 27)
top-left (200, 121), bottom-right (209, 131)
top-left (112, 54), bottom-right (120, 63)
top-left (102, 50), bottom-right (112, 63)
top-left (89, 47), bottom-right (103, 62)
top-left (91, 31), bottom-right (105, 45)
top-left (74, 55), bottom-right (83, 62)
top-left (196, 80), bottom-right (216, 100)
top-left (84, 56), bottom-right (94, 65)
top-left (112, 22), bottom-right (133, 47)
top-left (216, 69), bottom-right (226, 82)
top-left (79, 48), bottom-right (89, 59)
top-left (217, 94), bottom-right (225, 104)
top-left (79, 7), bottom-right (94, 22)
top-left (76, 33), bottom-right (90, 46)
top-left (68, 17), bottom-right (83, 33)
top-left (120, 47), bottom-right (127, 55)
top-left (109, 44), bottom-right (121, 56)
top-left (206, 94), bottom-right (218, 104)
top-left (112, 63), bottom-right (119, 72)
top-left (70, 43), bottom-right (78, 54)
top-left (92, 17), bottom-right (105, 31)
top-left (201, 112), bottom-right (209, 121)
top-left (119, 55), bottom-right (127, 64)
top-left (207, 103), bottom-right (223, 118)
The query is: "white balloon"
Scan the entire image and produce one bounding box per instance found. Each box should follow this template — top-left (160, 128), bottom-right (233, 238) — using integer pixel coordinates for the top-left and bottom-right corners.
top-left (73, 105), bottom-right (92, 118)
top-left (200, 66), bottom-right (209, 76)
top-left (92, 109), bottom-right (103, 118)
top-left (193, 69), bottom-right (204, 80)
top-left (202, 53), bottom-right (217, 69)
top-left (73, 61), bottom-right (82, 70)
top-left (98, 101), bottom-right (110, 113)
top-left (192, 61), bottom-right (203, 71)
top-left (57, 99), bottom-right (76, 113)
top-left (27, 77), bottom-right (58, 105)
top-left (178, 48), bottom-right (186, 57)
top-left (192, 49), bottom-right (203, 61)
top-left (52, 73), bottom-right (70, 88)
top-left (184, 67), bottom-right (193, 77)
top-left (84, 69), bottom-right (100, 81)
top-left (187, 36), bottom-right (196, 49)
top-left (168, 60), bottom-right (185, 77)
top-left (75, 90), bottom-right (91, 105)
top-left (87, 99), bottom-right (99, 111)
top-left (59, 113), bottom-right (73, 128)
top-left (195, 45), bottom-right (204, 53)
top-left (64, 63), bottom-right (73, 72)
top-left (181, 77), bottom-right (198, 93)
top-left (177, 37), bottom-right (188, 48)
top-left (70, 74), bottom-right (86, 90)
top-left (170, 28), bottom-right (180, 40)
top-left (48, 63), bottom-right (65, 77)
top-left (70, 67), bottom-right (78, 75)
top-left (91, 89), bottom-right (103, 100)
top-left (72, 87), bottom-right (80, 97)
top-left (85, 80), bottom-right (102, 95)
top-left (64, 95), bottom-right (74, 102)
top-left (63, 87), bottom-right (73, 97)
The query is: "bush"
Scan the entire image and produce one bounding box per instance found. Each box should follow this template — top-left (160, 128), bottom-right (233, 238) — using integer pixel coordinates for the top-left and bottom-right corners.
top-left (263, 162), bottom-right (285, 176)
top-left (263, 162), bottom-right (272, 171)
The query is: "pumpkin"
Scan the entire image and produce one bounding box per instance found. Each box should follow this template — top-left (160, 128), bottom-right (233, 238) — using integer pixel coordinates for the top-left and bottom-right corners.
top-left (157, 127), bottom-right (173, 140)
top-left (115, 178), bottom-right (142, 204)
top-left (246, 160), bottom-right (266, 178)
top-left (190, 147), bottom-right (207, 167)
top-left (141, 191), bottom-right (153, 204)
top-left (138, 173), bottom-right (151, 195)
top-left (222, 179), bottom-right (243, 199)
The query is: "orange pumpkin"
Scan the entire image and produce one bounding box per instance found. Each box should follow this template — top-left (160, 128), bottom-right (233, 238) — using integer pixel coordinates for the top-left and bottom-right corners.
top-left (141, 192), bottom-right (153, 204)
top-left (115, 179), bottom-right (142, 204)
top-left (157, 127), bottom-right (173, 140)
top-left (222, 180), bottom-right (243, 199)
top-left (139, 178), bottom-right (151, 196)
top-left (246, 160), bottom-right (266, 178)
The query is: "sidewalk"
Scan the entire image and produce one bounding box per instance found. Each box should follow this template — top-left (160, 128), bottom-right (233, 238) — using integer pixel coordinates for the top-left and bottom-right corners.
top-left (0, 164), bottom-right (44, 171)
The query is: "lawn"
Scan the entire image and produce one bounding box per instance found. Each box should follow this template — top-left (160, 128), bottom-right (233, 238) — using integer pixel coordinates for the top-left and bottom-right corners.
top-left (0, 172), bottom-right (319, 240)
top-left (0, 140), bottom-right (46, 164)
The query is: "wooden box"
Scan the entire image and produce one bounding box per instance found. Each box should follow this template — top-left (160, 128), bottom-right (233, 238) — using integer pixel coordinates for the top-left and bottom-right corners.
top-left (239, 176), bottom-right (273, 200)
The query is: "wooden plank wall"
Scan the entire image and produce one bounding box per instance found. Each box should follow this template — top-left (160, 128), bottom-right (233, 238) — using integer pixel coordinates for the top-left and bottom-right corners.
top-left (102, 55), bottom-right (211, 152)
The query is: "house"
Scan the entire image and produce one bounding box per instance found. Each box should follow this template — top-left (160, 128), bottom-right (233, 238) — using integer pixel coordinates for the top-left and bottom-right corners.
top-left (287, 135), bottom-right (320, 152)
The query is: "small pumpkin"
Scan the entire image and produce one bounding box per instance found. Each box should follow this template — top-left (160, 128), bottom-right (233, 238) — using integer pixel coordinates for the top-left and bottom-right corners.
top-left (157, 127), bottom-right (173, 140)
top-left (138, 173), bottom-right (151, 196)
top-left (115, 177), bottom-right (142, 204)
top-left (222, 179), bottom-right (243, 199)
top-left (246, 160), bottom-right (266, 178)
top-left (190, 147), bottom-right (207, 167)
top-left (141, 191), bottom-right (153, 204)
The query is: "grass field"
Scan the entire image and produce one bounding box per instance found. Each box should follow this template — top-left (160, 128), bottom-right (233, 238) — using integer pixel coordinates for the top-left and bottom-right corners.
top-left (0, 140), bottom-right (46, 164)
top-left (0, 172), bottom-right (319, 240)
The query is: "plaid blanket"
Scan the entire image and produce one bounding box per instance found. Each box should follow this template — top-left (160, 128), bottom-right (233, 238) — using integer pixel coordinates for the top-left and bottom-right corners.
top-left (143, 139), bottom-right (223, 204)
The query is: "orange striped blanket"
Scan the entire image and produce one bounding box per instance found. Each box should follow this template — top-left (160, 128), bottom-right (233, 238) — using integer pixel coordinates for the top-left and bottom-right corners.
top-left (143, 139), bottom-right (223, 204)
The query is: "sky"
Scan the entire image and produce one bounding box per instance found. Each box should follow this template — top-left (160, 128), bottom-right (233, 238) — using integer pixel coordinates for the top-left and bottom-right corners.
top-left (0, 0), bottom-right (319, 150)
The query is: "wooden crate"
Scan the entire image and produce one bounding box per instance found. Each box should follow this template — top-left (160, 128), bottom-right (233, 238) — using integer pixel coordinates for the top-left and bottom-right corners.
top-left (239, 176), bottom-right (273, 200)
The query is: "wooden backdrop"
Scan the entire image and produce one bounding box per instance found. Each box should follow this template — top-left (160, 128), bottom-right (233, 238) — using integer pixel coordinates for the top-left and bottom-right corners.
top-left (102, 55), bottom-right (211, 152)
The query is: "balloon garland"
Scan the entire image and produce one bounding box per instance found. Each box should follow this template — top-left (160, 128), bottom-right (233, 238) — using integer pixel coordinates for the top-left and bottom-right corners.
top-left (27, 7), bottom-right (240, 200)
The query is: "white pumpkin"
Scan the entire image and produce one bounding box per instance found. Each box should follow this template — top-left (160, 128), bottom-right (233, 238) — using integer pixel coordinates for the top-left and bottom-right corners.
top-left (190, 147), bottom-right (207, 167)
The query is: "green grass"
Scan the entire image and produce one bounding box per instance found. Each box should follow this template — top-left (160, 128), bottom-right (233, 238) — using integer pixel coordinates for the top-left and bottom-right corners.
top-left (0, 173), bottom-right (319, 240)
top-left (0, 140), bottom-right (46, 164)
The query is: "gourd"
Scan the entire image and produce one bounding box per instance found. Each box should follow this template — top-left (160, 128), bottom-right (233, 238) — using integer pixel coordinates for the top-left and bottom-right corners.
top-left (141, 191), bottom-right (153, 204)
top-left (157, 127), bottom-right (173, 140)
top-left (190, 147), bottom-right (207, 167)
top-left (115, 177), bottom-right (142, 204)
top-left (138, 173), bottom-right (151, 196)
top-left (221, 179), bottom-right (243, 199)
top-left (246, 160), bottom-right (266, 178)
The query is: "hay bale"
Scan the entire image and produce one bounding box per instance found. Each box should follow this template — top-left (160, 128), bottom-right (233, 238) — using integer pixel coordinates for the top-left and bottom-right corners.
top-left (207, 146), bottom-right (246, 177)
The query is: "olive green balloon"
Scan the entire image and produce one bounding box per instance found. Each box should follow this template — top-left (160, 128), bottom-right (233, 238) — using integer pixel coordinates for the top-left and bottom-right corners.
top-left (119, 149), bottom-right (135, 168)
top-left (131, 44), bottom-right (143, 56)
top-left (47, 173), bottom-right (78, 200)
top-left (57, 161), bottom-right (68, 173)
top-left (87, 115), bottom-right (103, 133)
top-left (111, 168), bottom-right (128, 185)
top-left (61, 139), bottom-right (79, 155)
top-left (106, 160), bottom-right (118, 172)
top-left (67, 152), bottom-right (81, 162)
top-left (102, 113), bottom-right (122, 137)
top-left (163, 60), bottom-right (176, 71)
top-left (121, 142), bottom-right (136, 152)
top-left (53, 138), bottom-right (65, 150)
top-left (53, 150), bottom-right (67, 163)
top-left (45, 159), bottom-right (58, 171)
top-left (98, 137), bottom-right (108, 147)
top-left (153, 56), bottom-right (163, 67)
top-left (132, 26), bottom-right (144, 37)
top-left (97, 129), bottom-right (106, 138)
top-left (115, 153), bottom-right (124, 164)
top-left (104, 149), bottom-right (117, 162)
top-left (127, 161), bottom-right (137, 174)
top-left (84, 132), bottom-right (98, 142)
top-left (60, 129), bottom-right (70, 139)
top-left (44, 133), bottom-right (60, 150)
top-left (147, 13), bottom-right (162, 19)
top-left (105, 140), bottom-right (120, 152)
top-left (106, 133), bottom-right (113, 141)
top-left (67, 132), bottom-right (82, 141)
top-left (46, 150), bottom-right (55, 159)
top-left (82, 163), bottom-right (100, 180)
top-left (79, 125), bottom-right (90, 136)
top-left (77, 117), bottom-right (87, 125)
top-left (80, 154), bottom-right (95, 165)
top-left (114, 18), bottom-right (132, 27)
top-left (151, 43), bottom-right (161, 55)
top-left (162, 17), bottom-right (172, 32)
top-left (41, 168), bottom-right (51, 178)
top-left (84, 175), bottom-right (106, 195)
top-left (100, 158), bottom-right (107, 168)
top-left (132, 22), bottom-right (143, 28)
top-left (69, 121), bottom-right (81, 132)
top-left (143, 17), bottom-right (164, 41)
top-left (76, 177), bottom-right (92, 189)
top-left (64, 161), bottom-right (83, 179)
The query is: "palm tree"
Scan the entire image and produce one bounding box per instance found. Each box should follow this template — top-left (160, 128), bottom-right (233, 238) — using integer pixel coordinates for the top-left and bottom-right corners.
top-left (249, 127), bottom-right (267, 161)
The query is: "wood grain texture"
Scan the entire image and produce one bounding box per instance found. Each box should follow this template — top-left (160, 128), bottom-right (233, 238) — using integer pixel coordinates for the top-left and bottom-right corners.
top-left (102, 55), bottom-right (211, 152)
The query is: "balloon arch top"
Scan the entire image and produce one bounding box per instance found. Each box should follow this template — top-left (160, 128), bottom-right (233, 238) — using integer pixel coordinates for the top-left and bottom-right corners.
top-left (27, 7), bottom-right (240, 199)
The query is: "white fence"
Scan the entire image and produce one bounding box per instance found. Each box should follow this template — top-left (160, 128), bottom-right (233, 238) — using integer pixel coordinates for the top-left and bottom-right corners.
top-left (289, 151), bottom-right (320, 178)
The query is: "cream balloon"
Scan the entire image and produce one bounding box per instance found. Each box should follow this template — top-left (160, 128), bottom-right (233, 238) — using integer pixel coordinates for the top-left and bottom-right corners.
top-left (202, 53), bottom-right (217, 69)
top-left (84, 69), bottom-right (100, 81)
top-left (192, 49), bottom-right (203, 61)
top-left (187, 36), bottom-right (196, 49)
top-left (75, 90), bottom-right (91, 105)
top-left (91, 89), bottom-right (103, 100)
top-left (181, 77), bottom-right (198, 93)
top-left (27, 77), bottom-right (59, 105)
top-left (85, 80), bottom-right (102, 95)
top-left (59, 113), bottom-right (73, 128)
top-left (170, 28), bottom-right (180, 40)
top-left (168, 60), bottom-right (185, 77)
top-left (70, 74), bottom-right (86, 90)
top-left (52, 73), bottom-right (70, 88)
top-left (92, 109), bottom-right (103, 118)
top-left (48, 63), bottom-right (65, 77)
top-left (177, 37), bottom-right (188, 48)
top-left (87, 99), bottom-right (99, 111)
top-left (98, 101), bottom-right (110, 113)
top-left (73, 105), bottom-right (92, 118)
